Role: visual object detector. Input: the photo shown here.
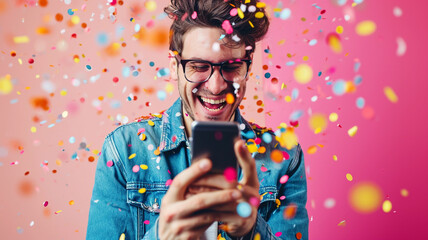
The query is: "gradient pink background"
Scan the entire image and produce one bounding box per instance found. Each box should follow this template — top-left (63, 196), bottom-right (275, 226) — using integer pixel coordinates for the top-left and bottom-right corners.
top-left (1, 0), bottom-right (427, 239)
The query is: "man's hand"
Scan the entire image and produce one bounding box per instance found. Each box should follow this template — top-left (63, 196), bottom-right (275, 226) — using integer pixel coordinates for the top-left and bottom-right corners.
top-left (158, 159), bottom-right (243, 240)
top-left (185, 140), bottom-right (261, 237)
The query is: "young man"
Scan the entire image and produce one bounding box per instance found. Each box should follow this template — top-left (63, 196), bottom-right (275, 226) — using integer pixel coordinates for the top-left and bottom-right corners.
top-left (87, 1), bottom-right (308, 239)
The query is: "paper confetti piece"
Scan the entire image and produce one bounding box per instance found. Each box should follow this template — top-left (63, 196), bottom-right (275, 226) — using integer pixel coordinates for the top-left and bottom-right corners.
top-left (348, 126), bottom-right (358, 137)
top-left (106, 160), bottom-right (114, 167)
top-left (128, 153), bottom-right (136, 160)
top-left (338, 220), bottom-right (346, 226)
top-left (222, 20), bottom-right (233, 34)
top-left (346, 173), bottom-right (353, 181)
top-left (270, 149), bottom-right (284, 163)
top-left (400, 189), bottom-right (409, 197)
top-left (349, 182), bottom-right (383, 213)
top-left (13, 36), bottom-right (30, 44)
top-left (138, 188), bottom-right (146, 194)
top-left (119, 233), bottom-right (125, 240)
top-left (294, 64), bottom-right (313, 84)
top-left (382, 200), bottom-right (392, 213)
top-left (283, 203), bottom-right (297, 219)
top-left (333, 155), bottom-right (338, 161)
top-left (309, 114), bottom-right (328, 133)
top-left (355, 20), bottom-right (376, 36)
top-left (223, 167), bottom-right (237, 182)
top-left (384, 86), bottom-right (398, 103)
top-left (279, 175), bottom-right (289, 184)
top-left (236, 202), bottom-right (252, 218)
top-left (396, 37), bottom-right (406, 56)
top-left (307, 146), bottom-right (317, 154)
top-left (0, 75), bottom-right (13, 94)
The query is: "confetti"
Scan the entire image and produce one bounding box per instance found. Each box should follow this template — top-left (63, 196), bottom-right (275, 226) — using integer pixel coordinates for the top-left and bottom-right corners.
top-left (348, 126), bottom-right (358, 137)
top-left (355, 20), bottom-right (376, 36)
top-left (283, 203), bottom-right (297, 219)
top-left (349, 182), bottom-right (383, 213)
top-left (401, 189), bottom-right (409, 197)
top-left (346, 173), bottom-right (353, 181)
top-left (236, 202), bottom-right (252, 218)
top-left (128, 153), bottom-right (136, 159)
top-left (294, 64), bottom-right (313, 84)
top-left (0, 75), bottom-right (13, 94)
top-left (384, 86), bottom-right (398, 103)
top-left (382, 200), bottom-right (392, 213)
top-left (224, 167), bottom-right (237, 182)
top-left (221, 20), bottom-right (233, 34)
top-left (309, 114), bottom-right (328, 133)
top-left (279, 175), bottom-right (289, 184)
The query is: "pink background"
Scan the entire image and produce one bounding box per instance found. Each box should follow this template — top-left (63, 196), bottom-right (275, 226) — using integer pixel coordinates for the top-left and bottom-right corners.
top-left (1, 0), bottom-right (427, 239)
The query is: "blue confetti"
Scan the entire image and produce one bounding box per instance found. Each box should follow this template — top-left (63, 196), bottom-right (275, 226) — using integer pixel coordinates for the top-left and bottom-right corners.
top-left (134, 24), bottom-right (141, 32)
top-left (309, 39), bottom-right (318, 46)
top-left (354, 75), bottom-right (363, 85)
top-left (48, 124), bottom-right (55, 128)
top-left (110, 100), bottom-right (121, 109)
top-left (354, 62), bottom-right (361, 72)
top-left (40, 120), bottom-right (47, 125)
top-left (97, 32), bottom-right (109, 46)
top-left (290, 110), bottom-right (304, 121)
top-left (291, 88), bottom-right (299, 100)
top-left (149, 61), bottom-right (155, 67)
top-left (86, 65), bottom-right (92, 71)
top-left (10, 99), bottom-right (18, 104)
top-left (71, 152), bottom-right (78, 160)
top-left (332, 80), bottom-right (347, 96)
top-left (262, 132), bottom-right (272, 144)
top-left (264, 72), bottom-right (271, 79)
top-left (67, 9), bottom-right (74, 16)
top-left (69, 136), bottom-right (75, 144)
top-left (157, 90), bottom-right (167, 101)
top-left (132, 71), bottom-right (139, 77)
top-left (280, 8), bottom-right (291, 20)
top-left (285, 61), bottom-right (295, 66)
top-left (237, 202), bottom-right (252, 218)
top-left (122, 66), bottom-right (131, 78)
top-left (356, 97), bottom-right (365, 109)
top-left (157, 68), bottom-right (170, 77)
top-left (241, 131), bottom-right (255, 139)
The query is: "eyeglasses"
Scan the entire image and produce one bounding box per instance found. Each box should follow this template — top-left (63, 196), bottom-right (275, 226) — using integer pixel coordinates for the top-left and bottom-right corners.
top-left (175, 55), bottom-right (252, 83)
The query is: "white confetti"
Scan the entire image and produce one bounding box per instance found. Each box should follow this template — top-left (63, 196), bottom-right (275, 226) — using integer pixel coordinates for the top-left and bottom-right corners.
top-left (396, 37), bottom-right (406, 56)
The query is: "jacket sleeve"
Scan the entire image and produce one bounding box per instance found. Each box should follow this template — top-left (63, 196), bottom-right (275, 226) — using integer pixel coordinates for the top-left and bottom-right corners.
top-left (244, 145), bottom-right (309, 240)
top-left (86, 134), bottom-right (135, 239)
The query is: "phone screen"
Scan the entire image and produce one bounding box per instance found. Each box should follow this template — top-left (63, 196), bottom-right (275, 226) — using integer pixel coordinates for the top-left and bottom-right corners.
top-left (190, 121), bottom-right (240, 175)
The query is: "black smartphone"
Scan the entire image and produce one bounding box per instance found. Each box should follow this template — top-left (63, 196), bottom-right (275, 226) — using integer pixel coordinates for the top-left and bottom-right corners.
top-left (190, 121), bottom-right (240, 175)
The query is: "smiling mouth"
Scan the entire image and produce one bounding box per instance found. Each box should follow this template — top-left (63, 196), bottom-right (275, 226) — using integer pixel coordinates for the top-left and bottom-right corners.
top-left (197, 96), bottom-right (227, 112)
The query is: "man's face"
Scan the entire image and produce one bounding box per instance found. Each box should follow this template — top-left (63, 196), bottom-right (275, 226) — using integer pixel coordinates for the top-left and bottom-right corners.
top-left (170, 27), bottom-right (251, 122)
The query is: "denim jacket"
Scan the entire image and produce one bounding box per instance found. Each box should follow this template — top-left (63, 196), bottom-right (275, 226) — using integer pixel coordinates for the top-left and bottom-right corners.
top-left (87, 98), bottom-right (308, 240)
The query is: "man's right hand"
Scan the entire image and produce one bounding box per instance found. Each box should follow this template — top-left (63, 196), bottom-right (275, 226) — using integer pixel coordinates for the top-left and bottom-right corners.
top-left (158, 159), bottom-right (242, 240)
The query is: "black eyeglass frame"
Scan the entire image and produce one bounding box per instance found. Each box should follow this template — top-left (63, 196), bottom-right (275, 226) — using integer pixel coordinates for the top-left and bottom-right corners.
top-left (175, 55), bottom-right (252, 83)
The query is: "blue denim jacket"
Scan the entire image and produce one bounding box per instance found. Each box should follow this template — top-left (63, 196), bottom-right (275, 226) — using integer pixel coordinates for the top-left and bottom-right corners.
top-left (87, 98), bottom-right (308, 240)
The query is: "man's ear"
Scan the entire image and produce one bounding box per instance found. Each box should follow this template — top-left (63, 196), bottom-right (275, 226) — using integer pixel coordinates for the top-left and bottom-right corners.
top-left (169, 50), bottom-right (178, 81)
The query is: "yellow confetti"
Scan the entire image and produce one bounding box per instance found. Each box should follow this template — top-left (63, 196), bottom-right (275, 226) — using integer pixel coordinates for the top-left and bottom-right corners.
top-left (336, 26), bottom-right (344, 34)
top-left (256, 2), bottom-right (266, 8)
top-left (119, 233), bottom-right (125, 240)
top-left (246, 143), bottom-right (258, 153)
top-left (145, 0), bottom-right (157, 11)
top-left (237, 8), bottom-right (244, 19)
top-left (138, 188), bottom-right (146, 194)
top-left (36, 27), bottom-right (50, 35)
top-left (55, 210), bottom-right (62, 214)
top-left (302, 56), bottom-right (309, 61)
top-left (31, 126), bottom-right (37, 133)
top-left (400, 189), bottom-right (409, 197)
top-left (13, 36), bottom-right (30, 44)
top-left (277, 127), bottom-right (298, 150)
top-left (348, 126), bottom-right (358, 137)
top-left (329, 112), bottom-right (338, 122)
top-left (294, 64), bottom-right (313, 84)
top-left (71, 15), bottom-right (80, 25)
top-left (284, 96), bottom-right (291, 102)
top-left (0, 75), bottom-right (13, 94)
top-left (309, 114), bottom-right (328, 134)
top-left (337, 220), bottom-right (346, 227)
top-left (355, 20), bottom-right (376, 36)
top-left (333, 155), bottom-right (338, 161)
top-left (148, 120), bottom-right (155, 126)
top-left (255, 12), bottom-right (264, 18)
top-left (254, 233), bottom-right (261, 240)
top-left (140, 164), bottom-right (148, 170)
top-left (275, 199), bottom-right (281, 208)
top-left (165, 83), bottom-right (174, 94)
top-left (139, 133), bottom-right (146, 141)
top-left (56, 160), bottom-right (62, 166)
top-left (106, 92), bottom-right (114, 98)
top-left (128, 153), bottom-right (136, 159)
top-left (384, 86), bottom-right (398, 103)
top-left (346, 173), bottom-right (353, 181)
top-left (328, 34), bottom-right (342, 53)
top-left (349, 182), bottom-right (383, 213)
top-left (382, 200), bottom-right (392, 213)
top-left (307, 146), bottom-right (317, 154)
top-left (60, 90), bottom-right (67, 96)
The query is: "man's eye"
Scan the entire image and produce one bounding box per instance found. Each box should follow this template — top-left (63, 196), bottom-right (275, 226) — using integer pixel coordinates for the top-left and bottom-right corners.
top-left (190, 64), bottom-right (210, 72)
top-left (223, 64), bottom-right (241, 72)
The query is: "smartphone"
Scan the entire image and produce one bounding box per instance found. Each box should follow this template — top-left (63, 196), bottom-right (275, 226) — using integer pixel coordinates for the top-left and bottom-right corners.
top-left (190, 121), bottom-right (240, 175)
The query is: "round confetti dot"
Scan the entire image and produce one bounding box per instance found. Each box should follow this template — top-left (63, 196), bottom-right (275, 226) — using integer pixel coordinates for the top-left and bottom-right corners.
top-left (279, 175), bottom-right (289, 184)
top-left (69, 136), bottom-right (75, 143)
top-left (138, 188), bottom-right (146, 194)
top-left (336, 26), bottom-right (344, 34)
top-left (346, 173), bottom-right (353, 181)
top-left (275, 232), bottom-right (282, 237)
top-left (332, 80), bottom-right (347, 95)
top-left (329, 112), bottom-right (338, 122)
top-left (226, 93), bottom-right (235, 104)
top-left (28, 58), bottom-right (34, 64)
top-left (309, 114), bottom-right (327, 133)
top-left (69, 200), bottom-right (75, 205)
top-left (333, 155), bottom-right (338, 161)
top-left (106, 160), bottom-right (114, 167)
top-left (355, 20), bottom-right (376, 36)
top-left (324, 198), bottom-right (336, 208)
top-left (356, 97), bottom-right (365, 109)
top-left (132, 165), bottom-right (140, 173)
top-left (128, 153), bottom-right (136, 159)
top-left (43, 201), bottom-right (48, 207)
top-left (71, 15), bottom-right (80, 25)
top-left (85, 65), bottom-right (92, 71)
top-left (254, 233), bottom-right (261, 240)
top-left (55, 13), bottom-right (63, 22)
top-left (293, 64), bottom-right (313, 84)
top-left (270, 149), bottom-right (284, 163)
top-left (31, 126), bottom-right (37, 133)
top-left (236, 202), bottom-right (252, 218)
top-left (382, 200), bottom-right (392, 213)
top-left (280, 8), bottom-right (291, 20)
top-left (283, 203), bottom-right (297, 219)
top-left (224, 167), bottom-right (237, 182)
top-left (401, 189), bottom-right (409, 197)
top-left (249, 197), bottom-right (260, 207)
top-left (349, 182), bottom-right (383, 213)
top-left (296, 232), bottom-right (303, 239)
top-left (145, 0), bottom-right (157, 11)
top-left (140, 164), bottom-right (148, 170)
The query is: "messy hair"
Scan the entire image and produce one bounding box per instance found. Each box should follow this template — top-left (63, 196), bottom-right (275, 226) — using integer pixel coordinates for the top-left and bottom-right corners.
top-left (164, 0), bottom-right (270, 57)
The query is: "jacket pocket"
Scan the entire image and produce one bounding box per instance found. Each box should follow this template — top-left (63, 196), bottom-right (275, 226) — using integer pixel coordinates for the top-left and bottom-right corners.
top-left (258, 185), bottom-right (278, 220)
top-left (127, 182), bottom-right (168, 240)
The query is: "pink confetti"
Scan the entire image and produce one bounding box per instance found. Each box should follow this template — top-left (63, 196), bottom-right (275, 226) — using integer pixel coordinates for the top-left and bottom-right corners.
top-left (222, 20), bottom-right (233, 34)
top-left (106, 160), bottom-right (114, 167)
top-left (280, 196), bottom-right (286, 200)
top-left (172, 135), bottom-right (177, 143)
top-left (230, 8), bottom-right (238, 16)
top-left (249, 197), bottom-right (260, 207)
top-left (132, 165), bottom-right (140, 173)
top-left (165, 179), bottom-right (173, 186)
top-left (275, 232), bottom-right (282, 237)
top-left (138, 128), bottom-right (145, 135)
top-left (181, 12), bottom-right (188, 21)
top-left (223, 167), bottom-right (237, 182)
top-left (283, 151), bottom-right (290, 160)
top-left (43, 201), bottom-right (48, 207)
top-left (254, 138), bottom-right (261, 145)
top-left (260, 166), bottom-right (268, 172)
top-left (191, 11), bottom-right (197, 19)
top-left (280, 175), bottom-right (289, 184)
top-left (143, 220), bottom-right (150, 225)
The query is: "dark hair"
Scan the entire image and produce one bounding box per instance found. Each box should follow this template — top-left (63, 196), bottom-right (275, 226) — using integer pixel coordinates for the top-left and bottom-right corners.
top-left (164, 0), bottom-right (270, 57)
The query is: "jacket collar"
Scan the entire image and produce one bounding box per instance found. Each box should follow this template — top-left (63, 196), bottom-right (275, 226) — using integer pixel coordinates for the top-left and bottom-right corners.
top-left (159, 98), bottom-right (257, 153)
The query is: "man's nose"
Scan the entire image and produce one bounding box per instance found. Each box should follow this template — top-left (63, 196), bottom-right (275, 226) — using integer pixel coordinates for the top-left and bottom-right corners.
top-left (203, 67), bottom-right (227, 95)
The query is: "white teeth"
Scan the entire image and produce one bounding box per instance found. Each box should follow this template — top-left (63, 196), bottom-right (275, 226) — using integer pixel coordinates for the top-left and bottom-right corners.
top-left (200, 97), bottom-right (226, 104)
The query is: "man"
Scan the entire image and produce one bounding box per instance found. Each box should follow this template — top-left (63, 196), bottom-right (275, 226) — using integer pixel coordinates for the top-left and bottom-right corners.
top-left (87, 0), bottom-right (308, 239)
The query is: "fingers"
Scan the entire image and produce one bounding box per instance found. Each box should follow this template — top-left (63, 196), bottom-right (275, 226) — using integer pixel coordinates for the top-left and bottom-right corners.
top-left (174, 189), bottom-right (242, 219)
top-left (234, 140), bottom-right (259, 188)
top-left (164, 159), bottom-right (212, 204)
